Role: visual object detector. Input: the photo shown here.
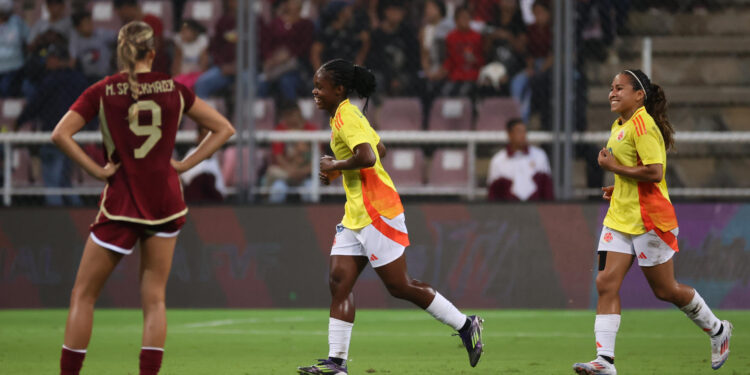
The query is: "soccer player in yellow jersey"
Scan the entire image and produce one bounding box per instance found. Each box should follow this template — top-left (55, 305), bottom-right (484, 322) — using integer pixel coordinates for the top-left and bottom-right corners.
top-left (573, 70), bottom-right (732, 375)
top-left (297, 59), bottom-right (483, 375)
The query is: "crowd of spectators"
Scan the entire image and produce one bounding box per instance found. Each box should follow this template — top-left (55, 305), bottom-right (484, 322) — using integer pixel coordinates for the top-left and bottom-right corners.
top-left (0, 0), bottom-right (631, 203)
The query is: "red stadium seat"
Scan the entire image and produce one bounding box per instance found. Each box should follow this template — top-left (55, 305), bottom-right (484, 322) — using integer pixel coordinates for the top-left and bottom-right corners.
top-left (141, 0), bottom-right (174, 36)
top-left (381, 148), bottom-right (424, 187)
top-left (253, 99), bottom-right (276, 130)
top-left (88, 1), bottom-right (121, 31)
top-left (181, 97), bottom-right (227, 130)
top-left (297, 98), bottom-right (326, 129)
top-left (428, 98), bottom-right (472, 131)
top-left (375, 97), bottom-right (422, 131)
top-left (0, 99), bottom-right (29, 130)
top-left (428, 149), bottom-right (468, 186)
top-left (182, 0), bottom-right (222, 35)
top-left (475, 97), bottom-right (521, 131)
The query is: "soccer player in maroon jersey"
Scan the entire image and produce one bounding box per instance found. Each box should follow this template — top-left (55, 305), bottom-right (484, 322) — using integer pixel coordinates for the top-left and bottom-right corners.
top-left (51, 21), bottom-right (234, 375)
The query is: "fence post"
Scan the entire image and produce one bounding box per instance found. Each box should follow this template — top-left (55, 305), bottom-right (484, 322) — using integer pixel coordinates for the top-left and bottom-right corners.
top-left (467, 140), bottom-right (476, 201)
top-left (3, 139), bottom-right (10, 206)
top-left (311, 140), bottom-right (320, 202)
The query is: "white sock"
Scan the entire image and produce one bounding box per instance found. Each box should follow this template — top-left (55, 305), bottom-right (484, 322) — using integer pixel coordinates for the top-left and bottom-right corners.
top-left (680, 290), bottom-right (722, 336)
top-left (328, 317), bottom-right (353, 360)
top-left (595, 314), bottom-right (620, 358)
top-left (62, 345), bottom-right (87, 353)
top-left (425, 292), bottom-right (467, 331)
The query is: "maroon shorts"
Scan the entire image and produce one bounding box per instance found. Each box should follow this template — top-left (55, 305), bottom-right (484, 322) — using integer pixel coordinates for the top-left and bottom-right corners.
top-left (90, 214), bottom-right (186, 254)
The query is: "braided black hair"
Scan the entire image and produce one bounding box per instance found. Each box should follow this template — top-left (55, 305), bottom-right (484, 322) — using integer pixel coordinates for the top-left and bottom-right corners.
top-left (622, 69), bottom-right (675, 151)
top-left (319, 59), bottom-right (376, 113)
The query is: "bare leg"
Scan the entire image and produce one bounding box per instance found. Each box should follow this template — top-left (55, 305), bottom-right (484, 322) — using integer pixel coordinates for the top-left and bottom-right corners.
top-left (64, 238), bottom-right (123, 349)
top-left (328, 255), bottom-right (368, 323)
top-left (374, 255), bottom-right (436, 309)
top-left (596, 252), bottom-right (634, 314)
top-left (139, 235), bottom-right (177, 348)
top-left (640, 258), bottom-right (694, 307)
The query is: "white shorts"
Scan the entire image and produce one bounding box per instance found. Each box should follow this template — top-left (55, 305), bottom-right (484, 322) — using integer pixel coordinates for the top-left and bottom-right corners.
top-left (598, 226), bottom-right (679, 267)
top-left (330, 213), bottom-right (409, 268)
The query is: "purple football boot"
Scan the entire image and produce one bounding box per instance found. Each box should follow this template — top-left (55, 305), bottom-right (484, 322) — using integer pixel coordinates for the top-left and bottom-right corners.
top-left (297, 358), bottom-right (348, 375)
top-left (456, 315), bottom-right (484, 367)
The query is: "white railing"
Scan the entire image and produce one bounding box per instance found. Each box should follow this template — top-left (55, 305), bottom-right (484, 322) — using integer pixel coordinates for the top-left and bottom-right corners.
top-left (3, 130), bottom-right (750, 205)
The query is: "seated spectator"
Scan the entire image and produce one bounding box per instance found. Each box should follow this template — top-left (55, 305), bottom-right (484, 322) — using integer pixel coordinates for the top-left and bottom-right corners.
top-left (367, 0), bottom-right (420, 96)
top-left (436, 6), bottom-right (484, 97)
top-left (265, 102), bottom-right (317, 203)
top-left (172, 19), bottom-right (208, 89)
top-left (258, 0), bottom-right (314, 101)
top-left (310, 1), bottom-right (370, 71)
top-left (28, 0), bottom-right (73, 45)
top-left (487, 118), bottom-right (553, 201)
top-left (14, 44), bottom-right (87, 206)
top-left (193, 0), bottom-right (238, 99)
top-left (70, 10), bottom-right (116, 84)
top-left (482, 0), bottom-right (527, 95)
top-left (0, 0), bottom-right (29, 97)
top-left (510, 0), bottom-right (552, 126)
top-left (114, 0), bottom-right (170, 74)
top-left (181, 127), bottom-right (227, 203)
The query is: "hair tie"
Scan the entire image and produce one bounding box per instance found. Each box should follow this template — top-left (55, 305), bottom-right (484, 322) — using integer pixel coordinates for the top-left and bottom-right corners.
top-left (625, 70), bottom-right (647, 100)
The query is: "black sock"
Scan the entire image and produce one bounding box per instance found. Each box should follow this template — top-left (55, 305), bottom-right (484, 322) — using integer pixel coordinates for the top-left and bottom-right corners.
top-left (600, 355), bottom-right (614, 365)
top-left (712, 323), bottom-right (724, 337)
top-left (329, 357), bottom-right (344, 366)
top-left (459, 318), bottom-right (471, 332)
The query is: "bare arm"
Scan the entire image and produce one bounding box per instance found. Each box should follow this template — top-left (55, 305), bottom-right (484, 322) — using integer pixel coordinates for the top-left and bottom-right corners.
top-left (376, 141), bottom-right (386, 159)
top-left (598, 148), bottom-right (663, 183)
top-left (320, 143), bottom-right (376, 172)
top-left (51, 111), bottom-right (119, 180)
top-left (173, 98), bottom-right (235, 173)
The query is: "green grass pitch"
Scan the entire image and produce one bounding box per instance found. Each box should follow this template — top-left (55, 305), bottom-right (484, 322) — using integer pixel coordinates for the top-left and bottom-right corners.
top-left (0, 309), bottom-right (747, 374)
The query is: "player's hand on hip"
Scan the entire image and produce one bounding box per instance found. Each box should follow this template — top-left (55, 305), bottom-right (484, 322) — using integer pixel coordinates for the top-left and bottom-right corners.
top-left (320, 155), bottom-right (337, 172)
top-left (601, 185), bottom-right (614, 201)
top-left (97, 162), bottom-right (121, 181)
top-left (171, 159), bottom-right (188, 174)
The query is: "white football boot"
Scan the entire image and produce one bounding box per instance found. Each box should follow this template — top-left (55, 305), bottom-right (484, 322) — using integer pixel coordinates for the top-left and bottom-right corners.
top-left (572, 356), bottom-right (617, 375)
top-left (710, 320), bottom-right (733, 370)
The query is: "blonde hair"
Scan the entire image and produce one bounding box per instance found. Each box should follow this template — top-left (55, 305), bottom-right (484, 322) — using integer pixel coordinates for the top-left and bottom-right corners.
top-left (117, 21), bottom-right (155, 122)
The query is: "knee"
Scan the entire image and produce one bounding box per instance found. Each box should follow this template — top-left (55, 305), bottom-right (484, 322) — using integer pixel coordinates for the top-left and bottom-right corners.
top-left (595, 273), bottom-right (618, 296)
top-left (69, 285), bottom-right (97, 307)
top-left (652, 286), bottom-right (677, 303)
top-left (141, 289), bottom-right (166, 311)
top-left (328, 269), bottom-right (350, 296)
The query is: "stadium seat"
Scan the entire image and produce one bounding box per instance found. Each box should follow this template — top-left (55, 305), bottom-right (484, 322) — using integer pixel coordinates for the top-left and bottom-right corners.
top-left (141, 0), bottom-right (174, 36)
top-left (182, 0), bottom-right (222, 34)
top-left (221, 146), bottom-right (267, 187)
top-left (381, 148), bottom-right (424, 187)
top-left (427, 149), bottom-right (469, 186)
top-left (0, 99), bottom-right (29, 130)
top-left (253, 99), bottom-right (276, 130)
top-left (181, 97), bottom-right (226, 130)
top-left (375, 97), bottom-right (422, 131)
top-left (297, 98), bottom-right (326, 129)
top-left (475, 97), bottom-right (522, 131)
top-left (428, 98), bottom-right (472, 131)
top-left (89, 1), bottom-right (120, 31)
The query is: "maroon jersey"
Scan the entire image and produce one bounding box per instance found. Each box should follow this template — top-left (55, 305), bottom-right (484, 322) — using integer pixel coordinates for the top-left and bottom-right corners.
top-left (70, 72), bottom-right (196, 224)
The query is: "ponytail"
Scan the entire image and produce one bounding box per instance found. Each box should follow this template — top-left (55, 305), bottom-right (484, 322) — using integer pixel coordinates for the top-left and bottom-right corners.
top-left (622, 69), bottom-right (675, 151)
top-left (320, 59), bottom-right (377, 113)
top-left (116, 21), bottom-right (155, 123)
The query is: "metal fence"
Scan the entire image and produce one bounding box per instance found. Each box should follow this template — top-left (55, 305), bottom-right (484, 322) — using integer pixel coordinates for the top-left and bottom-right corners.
top-left (1, 0), bottom-right (749, 205)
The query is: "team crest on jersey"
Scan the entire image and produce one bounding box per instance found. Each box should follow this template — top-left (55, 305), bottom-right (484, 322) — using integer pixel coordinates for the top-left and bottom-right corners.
top-left (616, 129), bottom-right (625, 141)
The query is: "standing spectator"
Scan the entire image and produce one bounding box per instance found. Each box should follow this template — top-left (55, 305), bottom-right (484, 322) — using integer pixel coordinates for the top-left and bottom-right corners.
top-left (0, 0), bottom-right (29, 97)
top-left (258, 0), bottom-right (314, 101)
top-left (487, 118), bottom-right (553, 201)
top-left (14, 44), bottom-right (87, 206)
top-left (484, 0), bottom-right (527, 90)
top-left (28, 0), bottom-right (73, 44)
top-left (509, 0), bottom-right (552, 125)
top-left (420, 0), bottom-right (454, 87)
top-left (171, 19), bottom-right (208, 89)
top-left (311, 1), bottom-right (370, 71)
top-left (367, 0), bottom-right (420, 96)
top-left (193, 0), bottom-right (238, 99)
top-left (438, 6), bottom-right (484, 97)
top-left (114, 0), bottom-right (170, 74)
top-left (265, 102), bottom-right (317, 203)
top-left (70, 10), bottom-right (116, 84)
